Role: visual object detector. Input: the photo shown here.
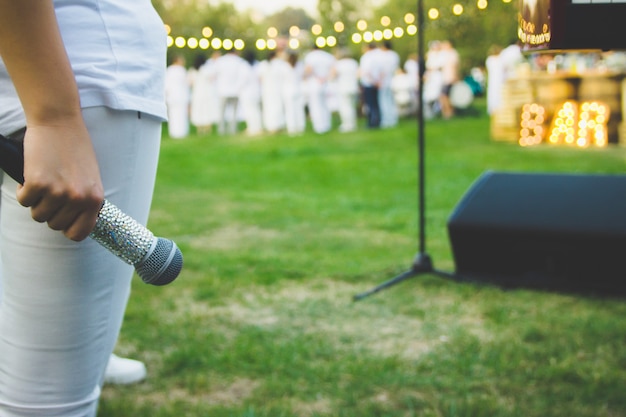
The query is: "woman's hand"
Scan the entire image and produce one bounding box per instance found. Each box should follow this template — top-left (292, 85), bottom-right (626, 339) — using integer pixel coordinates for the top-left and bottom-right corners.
top-left (17, 123), bottom-right (104, 242)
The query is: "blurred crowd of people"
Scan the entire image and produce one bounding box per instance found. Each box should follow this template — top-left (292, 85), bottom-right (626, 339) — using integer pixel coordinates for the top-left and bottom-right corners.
top-left (164, 41), bottom-right (422, 139)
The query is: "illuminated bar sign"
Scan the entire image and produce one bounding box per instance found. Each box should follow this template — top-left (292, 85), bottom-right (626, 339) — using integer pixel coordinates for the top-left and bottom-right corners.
top-left (518, 0), bottom-right (626, 51)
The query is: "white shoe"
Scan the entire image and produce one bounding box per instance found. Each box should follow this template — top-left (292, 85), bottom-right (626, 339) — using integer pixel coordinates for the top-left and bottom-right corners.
top-left (104, 354), bottom-right (147, 385)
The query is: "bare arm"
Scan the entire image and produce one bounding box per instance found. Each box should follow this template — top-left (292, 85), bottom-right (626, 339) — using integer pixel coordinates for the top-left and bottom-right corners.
top-left (0, 0), bottom-right (104, 241)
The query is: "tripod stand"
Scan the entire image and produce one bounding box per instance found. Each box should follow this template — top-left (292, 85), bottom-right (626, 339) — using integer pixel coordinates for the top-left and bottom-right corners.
top-left (353, 0), bottom-right (457, 301)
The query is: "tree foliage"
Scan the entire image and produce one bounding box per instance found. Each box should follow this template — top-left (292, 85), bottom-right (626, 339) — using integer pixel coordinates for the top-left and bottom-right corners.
top-left (372, 0), bottom-right (518, 71)
top-left (265, 7), bottom-right (316, 36)
top-left (423, 0), bottom-right (518, 71)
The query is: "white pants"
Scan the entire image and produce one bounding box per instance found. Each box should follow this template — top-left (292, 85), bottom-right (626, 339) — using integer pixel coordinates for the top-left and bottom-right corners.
top-left (379, 85), bottom-right (398, 128)
top-left (336, 92), bottom-right (358, 132)
top-left (284, 94), bottom-right (305, 136)
top-left (240, 96), bottom-right (263, 136)
top-left (217, 96), bottom-right (240, 135)
top-left (307, 79), bottom-right (331, 134)
top-left (166, 101), bottom-right (189, 139)
top-left (0, 107), bottom-right (161, 417)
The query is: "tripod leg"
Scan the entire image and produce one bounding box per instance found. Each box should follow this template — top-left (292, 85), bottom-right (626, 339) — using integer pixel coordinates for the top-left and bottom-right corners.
top-left (353, 267), bottom-right (420, 301)
top-left (353, 252), bottom-right (459, 301)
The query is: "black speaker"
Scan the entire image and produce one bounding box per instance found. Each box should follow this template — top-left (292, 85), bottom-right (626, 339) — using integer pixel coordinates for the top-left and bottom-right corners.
top-left (447, 171), bottom-right (626, 295)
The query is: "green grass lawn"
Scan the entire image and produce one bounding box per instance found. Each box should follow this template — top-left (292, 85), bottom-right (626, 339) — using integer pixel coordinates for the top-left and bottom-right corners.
top-left (100, 100), bottom-right (626, 417)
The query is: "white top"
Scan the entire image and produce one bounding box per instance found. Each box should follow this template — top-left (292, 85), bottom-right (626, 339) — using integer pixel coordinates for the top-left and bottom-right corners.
top-left (333, 58), bottom-right (360, 94)
top-left (380, 49), bottom-right (401, 88)
top-left (359, 48), bottom-right (385, 87)
top-left (214, 53), bottom-right (249, 98)
top-left (304, 49), bottom-right (336, 81)
top-left (0, 0), bottom-right (167, 136)
top-left (165, 64), bottom-right (190, 105)
top-left (440, 48), bottom-right (460, 85)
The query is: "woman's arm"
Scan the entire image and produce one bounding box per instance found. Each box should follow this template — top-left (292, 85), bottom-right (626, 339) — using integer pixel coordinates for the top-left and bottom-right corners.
top-left (0, 0), bottom-right (104, 241)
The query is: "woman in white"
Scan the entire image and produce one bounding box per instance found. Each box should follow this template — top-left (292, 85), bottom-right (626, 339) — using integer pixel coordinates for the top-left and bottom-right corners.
top-left (0, 0), bottom-right (167, 415)
top-left (282, 51), bottom-right (306, 136)
top-left (423, 40), bottom-right (445, 118)
top-left (239, 51), bottom-right (264, 136)
top-left (205, 51), bottom-right (222, 133)
top-left (260, 51), bottom-right (287, 134)
top-left (331, 48), bottom-right (360, 132)
top-left (303, 46), bottom-right (336, 134)
top-left (189, 54), bottom-right (219, 135)
top-left (165, 54), bottom-right (190, 138)
top-left (485, 44), bottom-right (505, 115)
top-left (379, 41), bottom-right (400, 128)
top-left (214, 50), bottom-right (248, 136)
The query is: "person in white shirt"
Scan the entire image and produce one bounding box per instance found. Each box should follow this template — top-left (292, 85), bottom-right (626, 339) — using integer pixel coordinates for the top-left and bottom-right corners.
top-left (379, 41), bottom-right (401, 128)
top-left (165, 55), bottom-right (190, 138)
top-left (0, 0), bottom-right (168, 415)
top-left (500, 41), bottom-right (524, 81)
top-left (423, 40), bottom-right (444, 117)
top-left (214, 50), bottom-right (248, 135)
top-left (485, 44), bottom-right (505, 115)
top-left (331, 48), bottom-right (360, 132)
top-left (439, 40), bottom-right (460, 119)
top-left (404, 52), bottom-right (420, 108)
top-left (260, 51), bottom-right (287, 134)
top-left (189, 54), bottom-right (213, 135)
top-left (359, 43), bottom-right (384, 128)
top-left (391, 68), bottom-right (416, 117)
top-left (239, 51), bottom-right (264, 137)
top-left (282, 51), bottom-right (307, 136)
top-left (303, 45), bottom-right (337, 134)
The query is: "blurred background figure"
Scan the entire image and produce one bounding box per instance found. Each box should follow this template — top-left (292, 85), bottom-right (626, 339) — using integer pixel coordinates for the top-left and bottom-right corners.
top-left (379, 41), bottom-right (400, 128)
top-left (240, 50), bottom-right (264, 137)
top-left (391, 67), bottom-right (417, 117)
top-left (260, 50), bottom-right (287, 134)
top-left (165, 54), bottom-right (190, 138)
top-left (485, 44), bottom-right (504, 115)
top-left (439, 40), bottom-right (460, 119)
top-left (304, 45), bottom-right (337, 134)
top-left (359, 43), bottom-right (383, 128)
top-left (214, 49), bottom-right (248, 135)
top-left (204, 51), bottom-right (222, 134)
top-left (404, 52), bottom-right (420, 112)
top-left (500, 40), bottom-right (524, 81)
top-left (283, 51), bottom-right (306, 136)
top-left (423, 40), bottom-right (444, 119)
top-left (188, 54), bottom-right (214, 135)
top-left (332, 48), bottom-right (360, 132)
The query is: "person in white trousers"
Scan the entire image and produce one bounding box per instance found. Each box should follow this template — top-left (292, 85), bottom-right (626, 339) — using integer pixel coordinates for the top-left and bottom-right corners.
top-left (214, 50), bottom-right (248, 136)
top-left (303, 45), bottom-right (337, 134)
top-left (165, 55), bottom-right (190, 139)
top-left (331, 48), bottom-right (360, 132)
top-left (282, 51), bottom-right (307, 136)
top-left (379, 41), bottom-right (400, 128)
top-left (260, 51), bottom-right (287, 134)
top-left (0, 1), bottom-right (167, 415)
top-left (240, 51), bottom-right (264, 137)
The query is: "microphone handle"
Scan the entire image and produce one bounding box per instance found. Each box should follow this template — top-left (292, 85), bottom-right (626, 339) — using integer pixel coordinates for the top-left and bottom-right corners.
top-left (0, 128), bottom-right (158, 268)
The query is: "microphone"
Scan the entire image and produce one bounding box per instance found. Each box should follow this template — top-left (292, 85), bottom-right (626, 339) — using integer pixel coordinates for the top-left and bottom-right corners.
top-left (0, 128), bottom-right (182, 286)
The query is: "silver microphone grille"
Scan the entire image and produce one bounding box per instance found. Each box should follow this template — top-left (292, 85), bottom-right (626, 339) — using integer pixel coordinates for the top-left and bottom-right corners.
top-left (136, 238), bottom-right (183, 285)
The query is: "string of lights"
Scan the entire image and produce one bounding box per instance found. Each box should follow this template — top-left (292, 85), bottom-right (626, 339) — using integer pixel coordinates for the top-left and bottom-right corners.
top-left (165, 0), bottom-right (514, 51)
